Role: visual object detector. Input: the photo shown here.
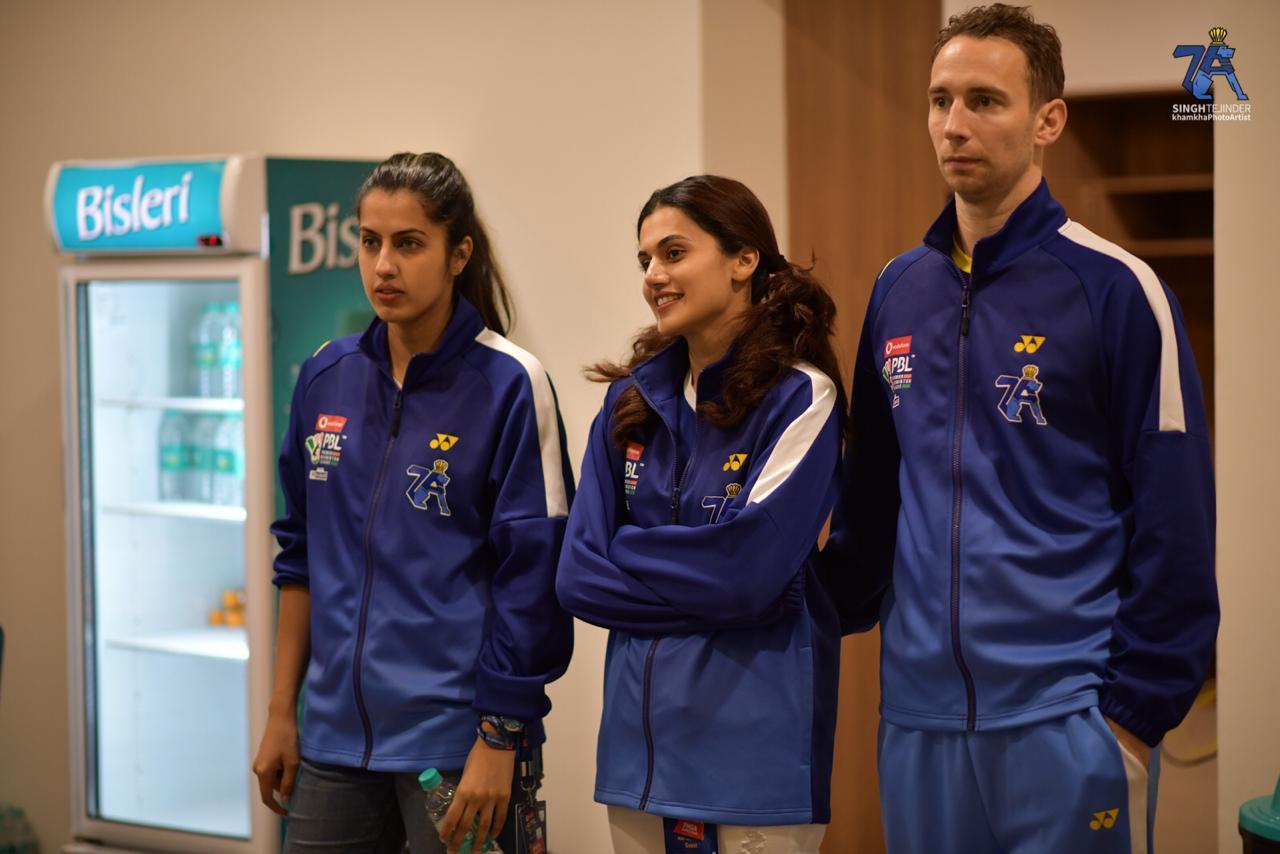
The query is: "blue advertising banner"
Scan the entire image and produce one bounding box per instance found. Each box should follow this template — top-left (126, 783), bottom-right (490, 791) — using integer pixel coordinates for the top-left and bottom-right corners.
top-left (50, 160), bottom-right (227, 252)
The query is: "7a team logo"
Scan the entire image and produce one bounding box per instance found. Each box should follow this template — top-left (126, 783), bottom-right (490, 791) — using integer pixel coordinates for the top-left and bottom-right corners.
top-left (406, 460), bottom-right (452, 516)
top-left (1174, 28), bottom-right (1248, 101)
top-left (701, 482), bottom-right (742, 524)
top-left (995, 365), bottom-right (1048, 426)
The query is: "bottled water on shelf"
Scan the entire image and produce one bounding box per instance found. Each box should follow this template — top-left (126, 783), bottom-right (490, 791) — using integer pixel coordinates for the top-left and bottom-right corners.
top-left (189, 415), bottom-right (222, 504)
top-left (212, 413), bottom-right (245, 507)
top-left (157, 410), bottom-right (190, 501)
top-left (193, 302), bottom-right (225, 398)
top-left (217, 301), bottom-right (242, 400)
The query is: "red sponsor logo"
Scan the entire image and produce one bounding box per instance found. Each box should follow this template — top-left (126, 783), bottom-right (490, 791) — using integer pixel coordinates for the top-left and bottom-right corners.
top-left (626, 442), bottom-right (645, 461)
top-left (884, 336), bottom-right (912, 357)
top-left (673, 820), bottom-right (704, 840)
top-left (316, 414), bottom-right (347, 433)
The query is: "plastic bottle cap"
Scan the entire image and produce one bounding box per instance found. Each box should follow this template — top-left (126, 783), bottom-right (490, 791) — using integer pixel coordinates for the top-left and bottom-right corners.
top-left (1240, 774), bottom-right (1280, 842)
top-left (418, 768), bottom-right (443, 791)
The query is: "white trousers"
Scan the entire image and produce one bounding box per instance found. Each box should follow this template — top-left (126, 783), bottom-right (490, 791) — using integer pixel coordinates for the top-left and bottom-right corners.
top-left (607, 805), bottom-right (826, 854)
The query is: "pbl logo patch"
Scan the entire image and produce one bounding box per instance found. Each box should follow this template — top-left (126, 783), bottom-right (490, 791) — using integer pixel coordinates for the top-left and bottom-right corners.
top-left (882, 335), bottom-right (915, 408)
top-left (623, 442), bottom-right (646, 498)
top-left (701, 482), bottom-right (742, 524)
top-left (995, 365), bottom-right (1048, 426)
top-left (406, 460), bottom-right (452, 516)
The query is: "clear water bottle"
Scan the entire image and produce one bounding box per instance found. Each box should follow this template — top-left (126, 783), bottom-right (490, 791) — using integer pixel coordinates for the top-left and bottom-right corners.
top-left (189, 415), bottom-right (222, 504)
top-left (157, 410), bottom-right (189, 501)
top-left (218, 301), bottom-right (243, 399)
top-left (212, 413), bottom-right (245, 507)
top-left (418, 769), bottom-right (502, 854)
top-left (194, 302), bottom-right (225, 398)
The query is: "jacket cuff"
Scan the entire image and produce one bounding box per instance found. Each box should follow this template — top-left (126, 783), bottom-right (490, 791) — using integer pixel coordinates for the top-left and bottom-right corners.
top-left (474, 669), bottom-right (551, 723)
top-left (1098, 691), bottom-right (1164, 748)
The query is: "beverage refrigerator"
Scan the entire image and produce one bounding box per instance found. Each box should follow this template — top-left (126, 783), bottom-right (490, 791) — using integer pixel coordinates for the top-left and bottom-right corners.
top-left (46, 154), bottom-right (376, 853)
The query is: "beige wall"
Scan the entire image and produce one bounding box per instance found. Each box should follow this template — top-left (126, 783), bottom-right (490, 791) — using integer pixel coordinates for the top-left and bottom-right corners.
top-left (942, 0), bottom-right (1228, 94)
top-left (0, 1), bottom-right (781, 851)
top-left (1215, 1), bottom-right (1280, 849)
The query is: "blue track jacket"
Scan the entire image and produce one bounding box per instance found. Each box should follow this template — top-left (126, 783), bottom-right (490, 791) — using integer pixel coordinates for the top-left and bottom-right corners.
top-left (556, 339), bottom-right (842, 826)
top-left (271, 296), bottom-right (575, 771)
top-left (825, 179), bottom-right (1218, 748)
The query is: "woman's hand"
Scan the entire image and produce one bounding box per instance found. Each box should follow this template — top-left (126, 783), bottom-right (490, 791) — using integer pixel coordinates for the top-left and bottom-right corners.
top-left (251, 710), bottom-right (300, 816)
top-left (438, 734), bottom-right (517, 853)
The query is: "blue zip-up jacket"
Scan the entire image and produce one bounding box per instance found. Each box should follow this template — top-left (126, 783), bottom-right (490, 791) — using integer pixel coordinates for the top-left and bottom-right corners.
top-left (825, 179), bottom-right (1218, 747)
top-left (555, 339), bottom-right (842, 826)
top-left (271, 295), bottom-right (575, 771)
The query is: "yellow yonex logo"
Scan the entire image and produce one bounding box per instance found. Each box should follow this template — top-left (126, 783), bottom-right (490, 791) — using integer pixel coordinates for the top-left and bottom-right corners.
top-left (1014, 334), bottom-right (1046, 354)
top-left (430, 433), bottom-right (459, 451)
top-left (722, 453), bottom-right (748, 472)
top-left (1089, 808), bottom-right (1120, 830)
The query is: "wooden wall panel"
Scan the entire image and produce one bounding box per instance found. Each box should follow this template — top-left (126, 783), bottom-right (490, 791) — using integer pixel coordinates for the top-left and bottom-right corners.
top-left (785, 2), bottom-right (944, 852)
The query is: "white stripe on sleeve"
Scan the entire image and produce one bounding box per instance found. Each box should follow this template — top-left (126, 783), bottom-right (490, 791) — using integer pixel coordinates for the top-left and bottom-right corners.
top-left (474, 329), bottom-right (570, 517)
top-left (747, 362), bottom-right (837, 505)
top-left (1058, 220), bottom-right (1186, 433)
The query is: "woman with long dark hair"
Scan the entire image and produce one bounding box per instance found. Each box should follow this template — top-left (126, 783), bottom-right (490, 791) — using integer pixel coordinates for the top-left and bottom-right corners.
top-left (556, 175), bottom-right (846, 853)
top-left (252, 152), bottom-right (574, 853)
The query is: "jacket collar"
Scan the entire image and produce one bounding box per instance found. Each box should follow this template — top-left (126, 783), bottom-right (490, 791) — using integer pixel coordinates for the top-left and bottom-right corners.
top-left (923, 177), bottom-right (1067, 279)
top-left (630, 336), bottom-right (734, 433)
top-left (358, 294), bottom-right (486, 388)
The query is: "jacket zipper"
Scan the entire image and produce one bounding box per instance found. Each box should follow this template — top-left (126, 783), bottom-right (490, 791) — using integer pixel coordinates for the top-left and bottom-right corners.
top-left (951, 273), bottom-right (978, 730)
top-left (637, 637), bottom-right (660, 809)
top-left (353, 388), bottom-right (403, 766)
top-left (632, 378), bottom-right (697, 807)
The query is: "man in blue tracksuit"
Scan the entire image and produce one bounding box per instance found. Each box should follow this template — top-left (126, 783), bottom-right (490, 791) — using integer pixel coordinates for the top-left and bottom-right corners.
top-left (825, 6), bottom-right (1218, 853)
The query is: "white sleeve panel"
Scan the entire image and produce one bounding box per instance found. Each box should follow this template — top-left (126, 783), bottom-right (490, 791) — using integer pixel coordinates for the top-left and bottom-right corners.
top-left (1058, 219), bottom-right (1186, 433)
top-left (474, 329), bottom-right (570, 517)
top-left (747, 362), bottom-right (838, 505)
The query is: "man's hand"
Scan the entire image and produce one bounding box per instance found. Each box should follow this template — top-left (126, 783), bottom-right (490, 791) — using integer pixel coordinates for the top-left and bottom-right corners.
top-left (1104, 717), bottom-right (1151, 770)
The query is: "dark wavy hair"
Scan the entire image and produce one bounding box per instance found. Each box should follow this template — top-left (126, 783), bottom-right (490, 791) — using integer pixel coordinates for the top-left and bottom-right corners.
top-left (356, 152), bottom-right (513, 334)
top-left (590, 175), bottom-right (848, 447)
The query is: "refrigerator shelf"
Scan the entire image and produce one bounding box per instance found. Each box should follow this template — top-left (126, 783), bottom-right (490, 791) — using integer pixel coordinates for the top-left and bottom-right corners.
top-left (101, 501), bottom-right (247, 522)
top-left (97, 396), bottom-right (244, 414)
top-left (105, 627), bottom-right (249, 661)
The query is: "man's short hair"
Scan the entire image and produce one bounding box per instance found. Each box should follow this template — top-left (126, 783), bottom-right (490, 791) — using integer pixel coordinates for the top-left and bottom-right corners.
top-left (934, 4), bottom-right (1065, 106)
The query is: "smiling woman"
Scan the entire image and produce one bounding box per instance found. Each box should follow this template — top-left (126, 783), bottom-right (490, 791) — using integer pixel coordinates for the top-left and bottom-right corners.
top-left (556, 175), bottom-right (848, 854)
top-left (252, 152), bottom-right (573, 854)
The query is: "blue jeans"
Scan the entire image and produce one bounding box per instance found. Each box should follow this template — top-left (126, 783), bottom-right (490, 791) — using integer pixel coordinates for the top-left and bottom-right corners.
top-left (283, 759), bottom-right (521, 853)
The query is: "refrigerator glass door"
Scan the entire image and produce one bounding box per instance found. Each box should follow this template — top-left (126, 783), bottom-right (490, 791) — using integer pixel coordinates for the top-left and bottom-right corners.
top-left (76, 278), bottom-right (250, 839)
